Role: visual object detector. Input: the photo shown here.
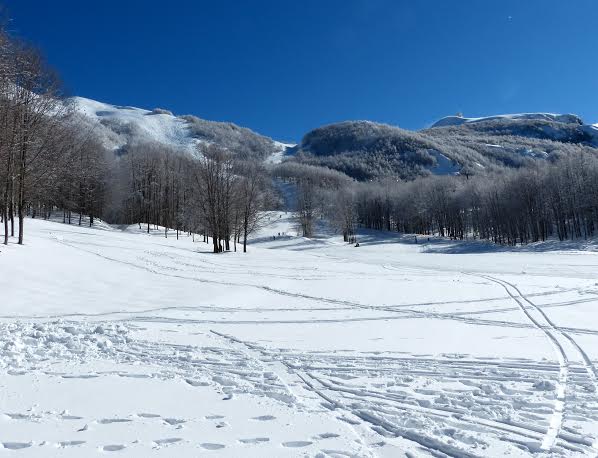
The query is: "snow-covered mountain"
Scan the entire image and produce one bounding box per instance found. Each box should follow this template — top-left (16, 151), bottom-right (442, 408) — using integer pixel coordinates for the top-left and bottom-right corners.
top-left (431, 113), bottom-right (583, 128)
top-left (70, 96), bottom-right (283, 161)
top-left (430, 112), bottom-right (598, 146)
top-left (292, 112), bottom-right (598, 180)
top-left (583, 123), bottom-right (598, 146)
top-left (71, 97), bottom-right (199, 153)
top-left (70, 96), bottom-right (597, 176)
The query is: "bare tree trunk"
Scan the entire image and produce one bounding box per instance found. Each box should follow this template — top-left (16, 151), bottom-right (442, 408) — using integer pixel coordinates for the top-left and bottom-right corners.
top-left (2, 206), bottom-right (7, 245)
top-left (17, 140), bottom-right (26, 245)
top-left (9, 192), bottom-right (14, 236)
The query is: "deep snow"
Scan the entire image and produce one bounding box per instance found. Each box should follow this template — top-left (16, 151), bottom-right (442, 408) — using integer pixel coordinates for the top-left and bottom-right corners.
top-left (1, 215), bottom-right (597, 457)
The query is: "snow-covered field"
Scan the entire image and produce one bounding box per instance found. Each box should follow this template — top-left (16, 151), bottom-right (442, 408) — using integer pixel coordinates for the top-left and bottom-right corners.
top-left (1, 215), bottom-right (597, 457)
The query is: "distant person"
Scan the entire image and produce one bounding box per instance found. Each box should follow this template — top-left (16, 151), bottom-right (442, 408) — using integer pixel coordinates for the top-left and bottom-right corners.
top-left (415, 236), bottom-right (418, 244)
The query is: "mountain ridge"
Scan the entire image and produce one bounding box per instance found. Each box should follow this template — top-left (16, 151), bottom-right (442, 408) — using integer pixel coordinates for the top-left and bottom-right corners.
top-left (69, 95), bottom-right (598, 181)
top-left (70, 96), bottom-right (282, 161)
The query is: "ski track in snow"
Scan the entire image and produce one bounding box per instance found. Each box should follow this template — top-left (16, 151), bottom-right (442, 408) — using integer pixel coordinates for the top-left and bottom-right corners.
top-left (473, 274), bottom-right (598, 455)
top-left (1, 217), bottom-right (598, 456)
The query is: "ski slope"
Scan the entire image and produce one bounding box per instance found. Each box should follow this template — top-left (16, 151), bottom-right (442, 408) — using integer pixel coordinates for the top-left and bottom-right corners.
top-left (1, 216), bottom-right (598, 457)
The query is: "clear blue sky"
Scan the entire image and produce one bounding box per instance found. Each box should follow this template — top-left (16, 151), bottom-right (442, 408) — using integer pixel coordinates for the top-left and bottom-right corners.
top-left (5, 0), bottom-right (598, 141)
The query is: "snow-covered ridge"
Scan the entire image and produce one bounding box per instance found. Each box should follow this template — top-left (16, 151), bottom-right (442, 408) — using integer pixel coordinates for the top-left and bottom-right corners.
top-left (431, 112), bottom-right (584, 128)
top-left (70, 96), bottom-right (284, 161)
top-left (583, 123), bottom-right (598, 146)
top-left (71, 96), bottom-right (199, 153)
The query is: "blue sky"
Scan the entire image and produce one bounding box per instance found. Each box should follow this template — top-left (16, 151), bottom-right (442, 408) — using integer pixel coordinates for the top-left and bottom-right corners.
top-left (5, 0), bottom-right (598, 141)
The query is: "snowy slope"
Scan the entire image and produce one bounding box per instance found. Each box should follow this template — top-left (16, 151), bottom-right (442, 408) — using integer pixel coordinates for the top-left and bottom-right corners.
top-left (429, 150), bottom-right (461, 175)
top-left (265, 141), bottom-right (296, 164)
top-left (431, 112), bottom-right (583, 128)
top-left (1, 217), bottom-right (598, 456)
top-left (71, 96), bottom-right (283, 161)
top-left (582, 123), bottom-right (598, 146)
top-left (71, 96), bottom-right (199, 154)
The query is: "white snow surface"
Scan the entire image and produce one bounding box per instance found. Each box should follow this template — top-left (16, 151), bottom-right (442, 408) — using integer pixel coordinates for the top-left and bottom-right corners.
top-left (429, 151), bottom-right (461, 175)
top-left (432, 113), bottom-right (584, 128)
top-left (266, 141), bottom-right (296, 164)
top-left (71, 97), bottom-right (290, 160)
top-left (71, 97), bottom-right (200, 154)
top-left (582, 124), bottom-right (598, 146)
top-left (1, 215), bottom-right (598, 457)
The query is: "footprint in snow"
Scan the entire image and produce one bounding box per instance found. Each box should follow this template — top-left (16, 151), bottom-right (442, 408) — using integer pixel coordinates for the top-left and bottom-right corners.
top-left (163, 418), bottom-right (186, 425)
top-left (186, 379), bottom-right (209, 387)
top-left (137, 413), bottom-right (161, 418)
top-left (61, 374), bottom-right (99, 379)
top-left (239, 437), bottom-right (270, 445)
top-left (282, 441), bottom-right (313, 448)
top-left (59, 441), bottom-right (86, 447)
top-left (200, 443), bottom-right (226, 450)
top-left (2, 442), bottom-right (33, 450)
top-left (153, 438), bottom-right (183, 447)
top-left (251, 415), bottom-right (276, 421)
top-left (102, 444), bottom-right (126, 452)
top-left (313, 433), bottom-right (340, 440)
top-left (5, 412), bottom-right (39, 420)
top-left (6, 370), bottom-right (27, 376)
top-left (118, 373), bottom-right (150, 379)
top-left (98, 418), bottom-right (132, 424)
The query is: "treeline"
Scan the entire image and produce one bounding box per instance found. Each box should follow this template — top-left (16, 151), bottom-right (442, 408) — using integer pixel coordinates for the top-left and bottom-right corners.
top-left (273, 161), bottom-right (352, 238)
top-left (1, 29), bottom-right (72, 243)
top-left (0, 24), bottom-right (271, 252)
top-left (275, 153), bottom-right (598, 246)
top-left (0, 25), bottom-right (116, 245)
top-left (352, 153), bottom-right (598, 244)
top-left (111, 142), bottom-right (272, 252)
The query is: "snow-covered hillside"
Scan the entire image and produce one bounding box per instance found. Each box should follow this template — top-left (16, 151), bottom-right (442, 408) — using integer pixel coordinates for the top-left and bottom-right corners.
top-left (70, 96), bottom-right (281, 161)
top-left (71, 97), bottom-right (199, 154)
top-left (1, 216), bottom-right (598, 456)
top-left (431, 113), bottom-right (583, 128)
top-left (265, 141), bottom-right (296, 164)
top-left (583, 123), bottom-right (598, 146)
